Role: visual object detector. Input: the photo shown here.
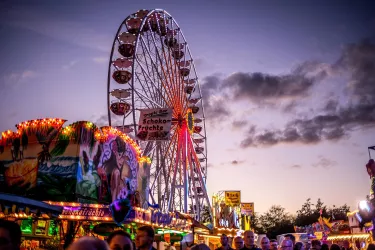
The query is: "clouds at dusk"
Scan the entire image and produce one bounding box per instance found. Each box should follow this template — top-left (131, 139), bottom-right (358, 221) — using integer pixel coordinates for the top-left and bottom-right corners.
top-left (199, 38), bottom-right (375, 147)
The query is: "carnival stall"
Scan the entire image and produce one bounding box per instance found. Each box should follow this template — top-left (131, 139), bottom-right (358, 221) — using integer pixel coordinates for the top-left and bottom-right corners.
top-left (0, 118), bottom-right (200, 249)
top-left (324, 211), bottom-right (372, 249)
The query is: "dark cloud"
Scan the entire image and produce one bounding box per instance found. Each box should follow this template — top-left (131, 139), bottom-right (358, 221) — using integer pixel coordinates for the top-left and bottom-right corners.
top-left (221, 60), bottom-right (332, 104)
top-left (337, 39), bottom-right (375, 103)
top-left (240, 39), bottom-right (375, 148)
top-left (232, 120), bottom-right (248, 129)
top-left (223, 72), bottom-right (314, 101)
top-left (323, 99), bottom-right (339, 113)
top-left (200, 75), bottom-right (230, 124)
top-left (312, 156), bottom-right (337, 169)
top-left (282, 100), bottom-right (298, 113)
top-left (290, 164), bottom-right (302, 169)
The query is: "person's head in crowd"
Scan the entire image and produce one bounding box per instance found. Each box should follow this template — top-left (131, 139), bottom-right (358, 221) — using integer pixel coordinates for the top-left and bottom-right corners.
top-left (261, 237), bottom-right (270, 250)
top-left (321, 243), bottom-right (328, 250)
top-left (329, 244), bottom-right (341, 250)
top-left (0, 219), bottom-right (22, 250)
top-left (281, 239), bottom-right (293, 250)
top-left (221, 234), bottom-right (229, 247)
top-left (234, 236), bottom-right (244, 250)
top-left (68, 237), bottom-right (110, 250)
top-left (367, 243), bottom-right (375, 250)
top-left (270, 239), bottom-right (278, 250)
top-left (135, 226), bottom-right (155, 250)
top-left (107, 230), bottom-right (133, 250)
top-left (311, 240), bottom-right (321, 250)
top-left (284, 235), bottom-right (296, 246)
top-left (243, 231), bottom-right (255, 248)
top-left (294, 242), bottom-right (305, 250)
top-left (191, 243), bottom-right (210, 250)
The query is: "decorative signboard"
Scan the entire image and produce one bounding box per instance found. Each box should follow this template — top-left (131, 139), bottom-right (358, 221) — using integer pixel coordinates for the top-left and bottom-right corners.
top-left (241, 203), bottom-right (254, 216)
top-left (56, 203), bottom-right (191, 232)
top-left (224, 191), bottom-right (241, 206)
top-left (137, 108), bottom-right (173, 141)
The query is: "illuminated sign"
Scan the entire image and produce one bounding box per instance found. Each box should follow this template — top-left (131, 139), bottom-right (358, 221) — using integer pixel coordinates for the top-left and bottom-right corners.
top-left (224, 191), bottom-right (241, 206)
top-left (241, 203), bottom-right (254, 216)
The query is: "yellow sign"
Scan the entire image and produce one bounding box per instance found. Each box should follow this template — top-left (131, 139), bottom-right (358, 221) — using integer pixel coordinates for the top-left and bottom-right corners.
top-left (241, 203), bottom-right (254, 216)
top-left (314, 232), bottom-right (323, 240)
top-left (224, 191), bottom-right (241, 206)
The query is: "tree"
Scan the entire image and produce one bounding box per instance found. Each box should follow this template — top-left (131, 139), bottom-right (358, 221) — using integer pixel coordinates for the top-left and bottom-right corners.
top-left (295, 198), bottom-right (316, 226)
top-left (295, 198), bottom-right (329, 226)
top-left (327, 204), bottom-right (351, 221)
top-left (259, 205), bottom-right (295, 239)
top-left (251, 212), bottom-right (266, 234)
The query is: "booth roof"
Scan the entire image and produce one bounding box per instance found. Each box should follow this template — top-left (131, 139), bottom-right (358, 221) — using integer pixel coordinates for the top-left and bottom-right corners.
top-left (0, 193), bottom-right (63, 217)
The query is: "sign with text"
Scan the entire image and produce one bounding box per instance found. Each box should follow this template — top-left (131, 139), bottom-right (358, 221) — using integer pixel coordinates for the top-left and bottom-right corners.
top-left (224, 191), bottom-right (241, 206)
top-left (61, 206), bottom-right (111, 219)
top-left (241, 203), bottom-right (254, 216)
top-left (137, 108), bottom-right (173, 141)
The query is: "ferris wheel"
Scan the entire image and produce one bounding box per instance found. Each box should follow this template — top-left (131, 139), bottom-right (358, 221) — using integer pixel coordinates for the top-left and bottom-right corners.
top-left (107, 9), bottom-right (211, 221)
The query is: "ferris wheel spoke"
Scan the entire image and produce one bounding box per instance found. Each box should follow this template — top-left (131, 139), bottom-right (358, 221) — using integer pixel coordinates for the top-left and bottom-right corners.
top-left (133, 72), bottom-right (164, 109)
top-left (161, 46), bottom-right (183, 115)
top-left (136, 58), bottom-right (160, 106)
top-left (138, 36), bottom-right (167, 104)
top-left (146, 39), bottom-right (180, 112)
top-left (134, 59), bottom-right (172, 107)
top-left (135, 54), bottom-right (172, 108)
top-left (146, 28), bottom-right (180, 111)
top-left (157, 18), bottom-right (185, 116)
top-left (170, 21), bottom-right (187, 115)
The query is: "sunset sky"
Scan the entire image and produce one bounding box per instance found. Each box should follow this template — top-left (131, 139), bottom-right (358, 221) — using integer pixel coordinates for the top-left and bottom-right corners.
top-left (1, 0), bottom-right (375, 214)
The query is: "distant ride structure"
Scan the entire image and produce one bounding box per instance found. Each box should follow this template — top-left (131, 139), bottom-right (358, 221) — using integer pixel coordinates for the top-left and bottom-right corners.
top-left (106, 9), bottom-right (211, 221)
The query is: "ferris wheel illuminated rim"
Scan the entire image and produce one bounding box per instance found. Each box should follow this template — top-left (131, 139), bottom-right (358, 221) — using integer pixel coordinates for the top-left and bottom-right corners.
top-left (107, 9), bottom-right (210, 216)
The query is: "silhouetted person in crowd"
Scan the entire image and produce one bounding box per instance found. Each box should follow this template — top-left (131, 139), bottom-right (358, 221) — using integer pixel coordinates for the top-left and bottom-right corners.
top-left (216, 234), bottom-right (233, 250)
top-left (107, 230), bottom-right (134, 250)
top-left (191, 244), bottom-right (210, 250)
top-left (311, 240), bottom-right (321, 250)
top-left (68, 237), bottom-right (109, 250)
top-left (260, 237), bottom-right (270, 250)
top-left (294, 242), bottom-right (305, 250)
top-left (270, 240), bottom-right (278, 250)
top-left (330, 244), bottom-right (341, 250)
top-left (281, 239), bottom-right (293, 250)
top-left (284, 235), bottom-right (296, 247)
top-left (135, 226), bottom-right (156, 250)
top-left (234, 236), bottom-right (244, 250)
top-left (0, 219), bottom-right (22, 250)
top-left (241, 231), bottom-right (261, 250)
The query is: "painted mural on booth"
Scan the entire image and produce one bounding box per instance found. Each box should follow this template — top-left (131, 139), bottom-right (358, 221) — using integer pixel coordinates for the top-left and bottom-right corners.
top-left (0, 119), bottom-right (141, 204)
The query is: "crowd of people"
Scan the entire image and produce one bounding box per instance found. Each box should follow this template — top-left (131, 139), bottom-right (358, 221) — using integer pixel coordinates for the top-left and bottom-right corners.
top-left (215, 232), bottom-right (375, 250)
top-left (2, 219), bottom-right (375, 250)
top-left (0, 219), bottom-right (157, 250)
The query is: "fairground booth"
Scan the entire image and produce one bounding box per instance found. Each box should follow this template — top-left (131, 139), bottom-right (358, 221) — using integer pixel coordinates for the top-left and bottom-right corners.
top-left (198, 191), bottom-right (254, 249)
top-left (0, 118), bottom-right (201, 249)
top-left (294, 212), bottom-right (372, 249)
